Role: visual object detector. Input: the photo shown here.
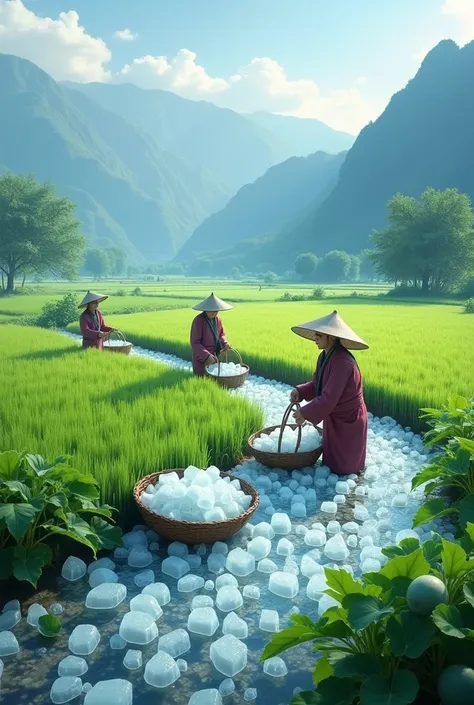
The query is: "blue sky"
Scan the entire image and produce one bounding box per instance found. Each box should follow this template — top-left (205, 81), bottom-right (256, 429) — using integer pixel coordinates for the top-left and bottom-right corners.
top-left (1, 0), bottom-right (472, 133)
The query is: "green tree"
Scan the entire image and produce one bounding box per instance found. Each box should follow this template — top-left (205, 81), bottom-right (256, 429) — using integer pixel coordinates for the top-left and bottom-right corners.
top-left (106, 247), bottom-right (127, 276)
top-left (371, 187), bottom-right (474, 292)
top-left (0, 173), bottom-right (85, 294)
top-left (320, 250), bottom-right (352, 282)
top-left (84, 249), bottom-right (110, 280)
top-left (359, 248), bottom-right (377, 281)
top-left (294, 252), bottom-right (319, 280)
top-left (230, 266), bottom-right (242, 280)
top-left (347, 254), bottom-right (360, 282)
top-left (263, 271), bottom-right (278, 284)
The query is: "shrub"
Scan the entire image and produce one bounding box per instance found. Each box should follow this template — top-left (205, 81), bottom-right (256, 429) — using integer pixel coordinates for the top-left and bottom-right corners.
top-left (36, 293), bottom-right (78, 328)
top-left (310, 286), bottom-right (326, 300)
top-left (132, 287), bottom-right (143, 296)
top-left (261, 532), bottom-right (474, 705)
top-left (465, 298), bottom-right (474, 314)
top-left (0, 450), bottom-right (122, 586)
top-left (116, 289), bottom-right (127, 297)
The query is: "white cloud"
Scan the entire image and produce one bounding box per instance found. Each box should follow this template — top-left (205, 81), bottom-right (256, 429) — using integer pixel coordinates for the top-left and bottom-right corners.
top-left (113, 28), bottom-right (138, 42)
top-left (441, 0), bottom-right (474, 44)
top-left (0, 0), bottom-right (110, 81)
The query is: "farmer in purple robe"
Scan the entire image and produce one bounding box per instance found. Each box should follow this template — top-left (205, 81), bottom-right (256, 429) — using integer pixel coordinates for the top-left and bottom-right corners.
top-left (290, 310), bottom-right (369, 475)
top-left (79, 291), bottom-right (115, 349)
top-left (190, 293), bottom-right (232, 375)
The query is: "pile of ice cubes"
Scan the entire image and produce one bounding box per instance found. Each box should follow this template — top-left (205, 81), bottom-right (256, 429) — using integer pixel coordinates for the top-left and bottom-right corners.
top-left (252, 425), bottom-right (320, 454)
top-left (207, 362), bottom-right (247, 377)
top-left (139, 466), bottom-right (252, 522)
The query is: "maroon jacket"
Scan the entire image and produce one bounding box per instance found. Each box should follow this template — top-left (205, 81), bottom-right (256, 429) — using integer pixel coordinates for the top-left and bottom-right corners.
top-left (190, 313), bottom-right (229, 375)
top-left (80, 309), bottom-right (113, 349)
top-left (296, 347), bottom-right (368, 475)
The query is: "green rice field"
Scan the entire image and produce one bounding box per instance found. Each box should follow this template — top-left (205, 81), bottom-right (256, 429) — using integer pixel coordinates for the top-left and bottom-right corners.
top-left (67, 300), bottom-right (474, 430)
top-left (0, 326), bottom-right (263, 523)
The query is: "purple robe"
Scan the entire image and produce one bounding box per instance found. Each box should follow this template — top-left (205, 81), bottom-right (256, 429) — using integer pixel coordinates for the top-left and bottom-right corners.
top-left (80, 309), bottom-right (113, 349)
top-left (296, 347), bottom-right (368, 475)
top-left (190, 313), bottom-right (229, 375)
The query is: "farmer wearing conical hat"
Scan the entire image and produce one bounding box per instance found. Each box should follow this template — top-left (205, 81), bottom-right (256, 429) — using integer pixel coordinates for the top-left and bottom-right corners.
top-left (190, 293), bottom-right (232, 375)
top-left (290, 310), bottom-right (368, 475)
top-left (78, 291), bottom-right (116, 349)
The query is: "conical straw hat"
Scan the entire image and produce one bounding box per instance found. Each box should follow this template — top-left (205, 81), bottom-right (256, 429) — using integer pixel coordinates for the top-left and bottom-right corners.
top-left (291, 309), bottom-right (369, 350)
top-left (193, 293), bottom-right (233, 312)
top-left (78, 290), bottom-right (109, 308)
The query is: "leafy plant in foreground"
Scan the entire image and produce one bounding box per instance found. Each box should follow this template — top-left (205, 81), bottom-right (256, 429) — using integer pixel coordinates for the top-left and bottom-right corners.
top-left (261, 533), bottom-right (474, 705)
top-left (419, 396), bottom-right (474, 449)
top-left (0, 450), bottom-right (122, 586)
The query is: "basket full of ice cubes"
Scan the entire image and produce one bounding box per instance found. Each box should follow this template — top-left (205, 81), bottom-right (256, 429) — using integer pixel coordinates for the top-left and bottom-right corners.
top-left (205, 347), bottom-right (249, 389)
top-left (133, 466), bottom-right (259, 544)
top-left (248, 402), bottom-right (322, 470)
top-left (103, 329), bottom-right (132, 355)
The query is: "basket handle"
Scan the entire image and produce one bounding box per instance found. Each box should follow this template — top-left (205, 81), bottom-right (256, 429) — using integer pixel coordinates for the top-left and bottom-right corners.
top-left (105, 329), bottom-right (125, 343)
top-left (217, 347), bottom-right (243, 377)
top-left (277, 402), bottom-right (303, 453)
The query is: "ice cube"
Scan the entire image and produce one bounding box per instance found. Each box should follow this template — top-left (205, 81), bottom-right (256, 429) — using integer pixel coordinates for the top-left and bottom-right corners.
top-left (361, 558), bottom-right (382, 573)
top-left (134, 570), bottom-right (155, 588)
top-left (88, 568), bottom-right (118, 589)
top-left (119, 612), bottom-right (158, 645)
top-left (327, 521), bottom-right (341, 535)
top-left (226, 548), bottom-right (255, 577)
top-left (208, 553), bottom-right (227, 574)
top-left (342, 522), bottom-right (359, 534)
top-left (391, 494), bottom-right (408, 508)
top-left (321, 502), bottom-right (337, 515)
top-left (307, 574), bottom-right (328, 602)
top-left (168, 541), bottom-right (189, 558)
top-left (88, 557), bottom-right (115, 574)
top-left (0, 609), bottom-right (21, 630)
top-left (210, 634), bottom-right (248, 677)
top-left (216, 586), bottom-right (243, 612)
top-left (335, 481), bottom-right (350, 495)
top-left (396, 529), bottom-right (420, 543)
top-left (222, 612), bottom-right (248, 639)
top-left (82, 683), bottom-right (92, 694)
top-left (144, 651), bottom-right (180, 688)
top-left (158, 629), bottom-right (190, 658)
top-left (184, 555), bottom-right (202, 570)
top-left (58, 655), bottom-right (88, 677)
top-left (304, 530), bottom-right (326, 547)
top-left (276, 538), bottom-right (294, 556)
top-left (83, 679), bottom-right (133, 705)
top-left (109, 634), bottom-right (126, 650)
top-left (263, 656), bottom-right (288, 677)
top-left (178, 574), bottom-right (205, 593)
top-left (177, 659), bottom-right (188, 672)
top-left (257, 558), bottom-right (277, 573)
top-left (318, 594), bottom-right (339, 618)
top-left (188, 607), bottom-right (219, 636)
top-left (215, 574), bottom-right (238, 590)
top-left (219, 678), bottom-right (235, 696)
top-left (244, 688), bottom-right (257, 701)
top-left (0, 631), bottom-right (19, 656)
top-left (205, 580), bottom-right (215, 591)
top-left (247, 536), bottom-right (271, 560)
top-left (162, 556), bottom-right (190, 579)
top-left (212, 541), bottom-right (229, 555)
top-left (243, 585), bottom-right (260, 600)
top-left (85, 584), bottom-right (127, 610)
top-left (271, 513), bottom-right (292, 535)
top-left (50, 603), bottom-right (64, 615)
top-left (346, 535), bottom-right (358, 548)
top-left (324, 534), bottom-right (350, 561)
top-left (192, 596), bottom-right (214, 610)
top-left (353, 504), bottom-right (370, 522)
top-left (123, 650), bottom-right (142, 670)
top-left (50, 676), bottom-right (83, 704)
top-left (268, 572), bottom-right (299, 599)
top-left (2, 599), bottom-right (20, 613)
top-left (301, 555), bottom-right (322, 578)
top-left (259, 609), bottom-right (279, 632)
top-left (252, 522), bottom-right (275, 539)
top-left (189, 690), bottom-right (223, 705)
top-left (127, 547), bottom-right (153, 569)
top-left (114, 547), bottom-right (129, 561)
top-left (68, 625), bottom-right (100, 655)
top-left (130, 594), bottom-right (163, 621)
top-left (142, 582), bottom-right (171, 606)
top-left (61, 556), bottom-right (87, 582)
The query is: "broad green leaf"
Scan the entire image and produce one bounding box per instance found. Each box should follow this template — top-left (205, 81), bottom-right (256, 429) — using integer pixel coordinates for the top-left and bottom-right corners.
top-left (0, 546), bottom-right (14, 580)
top-left (327, 651), bottom-right (381, 679)
top-left (343, 594), bottom-right (393, 631)
top-left (422, 538), bottom-right (443, 567)
top-left (411, 466), bottom-right (441, 491)
top-left (12, 544), bottom-right (52, 586)
top-left (387, 577), bottom-right (412, 600)
top-left (432, 604), bottom-right (474, 639)
top-left (448, 395), bottom-right (469, 411)
top-left (317, 619), bottom-right (352, 639)
top-left (324, 567), bottom-right (363, 603)
top-left (291, 692), bottom-right (320, 705)
top-left (463, 583), bottom-right (474, 608)
top-left (441, 539), bottom-right (468, 579)
top-left (89, 517), bottom-right (122, 549)
top-left (311, 677), bottom-right (357, 705)
top-left (45, 524), bottom-right (99, 553)
top-left (423, 481), bottom-right (439, 496)
top-left (380, 548), bottom-right (430, 581)
top-left (0, 450), bottom-right (23, 480)
top-left (360, 671), bottom-right (419, 705)
top-left (457, 437), bottom-right (474, 454)
top-left (260, 624), bottom-right (319, 661)
top-left (466, 523), bottom-right (474, 543)
top-left (47, 493), bottom-right (67, 509)
top-left (290, 614), bottom-right (319, 629)
top-left (0, 502), bottom-right (39, 540)
top-left (25, 454), bottom-right (54, 477)
top-left (38, 614), bottom-right (61, 637)
top-left (459, 495), bottom-right (474, 529)
top-left (382, 538), bottom-right (420, 559)
top-left (387, 611), bottom-right (436, 658)
top-left (362, 572), bottom-right (392, 592)
top-left (443, 636), bottom-right (474, 669)
top-left (2, 480), bottom-right (31, 501)
top-left (444, 449), bottom-right (471, 475)
top-left (312, 655), bottom-right (333, 685)
top-left (66, 480), bottom-right (100, 501)
top-left (412, 499), bottom-right (454, 528)
top-left (320, 606), bottom-right (349, 625)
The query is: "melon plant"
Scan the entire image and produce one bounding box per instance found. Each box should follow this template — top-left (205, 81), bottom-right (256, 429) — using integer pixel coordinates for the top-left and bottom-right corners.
top-left (437, 665), bottom-right (474, 705)
top-left (407, 575), bottom-right (448, 616)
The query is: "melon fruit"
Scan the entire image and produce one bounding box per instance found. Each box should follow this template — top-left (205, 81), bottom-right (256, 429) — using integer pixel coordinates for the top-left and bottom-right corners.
top-left (406, 575), bottom-right (448, 616)
top-left (437, 665), bottom-right (474, 705)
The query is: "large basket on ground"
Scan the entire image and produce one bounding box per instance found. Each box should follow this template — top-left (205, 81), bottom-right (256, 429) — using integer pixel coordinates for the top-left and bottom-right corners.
top-left (103, 330), bottom-right (132, 355)
top-left (133, 468), bottom-right (259, 544)
top-left (248, 402), bottom-right (323, 470)
top-left (205, 347), bottom-right (249, 389)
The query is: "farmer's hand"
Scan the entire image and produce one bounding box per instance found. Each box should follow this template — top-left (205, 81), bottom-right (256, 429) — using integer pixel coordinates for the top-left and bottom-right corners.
top-left (98, 331), bottom-right (106, 339)
top-left (223, 342), bottom-right (231, 350)
top-left (293, 409), bottom-right (305, 426)
top-left (207, 354), bottom-right (218, 365)
top-left (290, 389), bottom-right (300, 403)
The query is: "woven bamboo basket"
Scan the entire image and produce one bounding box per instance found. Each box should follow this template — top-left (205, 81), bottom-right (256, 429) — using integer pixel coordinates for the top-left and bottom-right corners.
top-left (205, 347), bottom-right (249, 389)
top-left (103, 330), bottom-right (133, 355)
top-left (248, 402), bottom-right (323, 470)
top-left (133, 468), bottom-right (259, 544)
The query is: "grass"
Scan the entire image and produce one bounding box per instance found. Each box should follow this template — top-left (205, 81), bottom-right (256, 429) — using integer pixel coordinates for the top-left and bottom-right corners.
top-left (0, 326), bottom-right (263, 524)
top-left (67, 301), bottom-right (474, 431)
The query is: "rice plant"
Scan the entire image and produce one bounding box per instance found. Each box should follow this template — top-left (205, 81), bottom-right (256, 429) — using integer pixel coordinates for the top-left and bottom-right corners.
top-left (67, 301), bottom-right (474, 430)
top-left (0, 326), bottom-right (263, 525)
